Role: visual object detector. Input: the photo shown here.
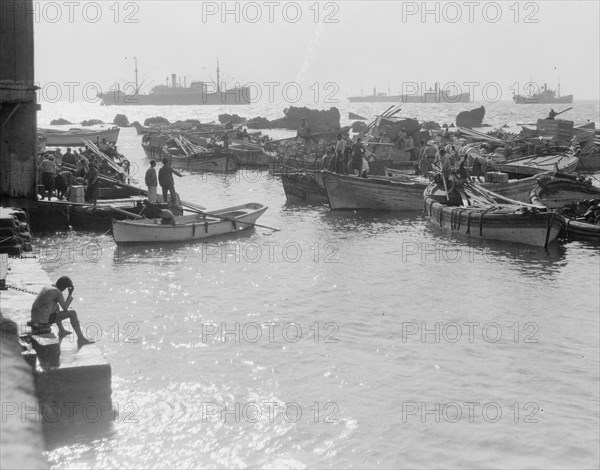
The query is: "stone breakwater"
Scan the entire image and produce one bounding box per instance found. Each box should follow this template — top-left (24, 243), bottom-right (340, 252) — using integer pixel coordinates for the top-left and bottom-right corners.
top-left (0, 314), bottom-right (48, 469)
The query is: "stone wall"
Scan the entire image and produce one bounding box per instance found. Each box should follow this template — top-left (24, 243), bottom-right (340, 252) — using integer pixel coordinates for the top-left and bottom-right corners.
top-left (0, 314), bottom-right (48, 469)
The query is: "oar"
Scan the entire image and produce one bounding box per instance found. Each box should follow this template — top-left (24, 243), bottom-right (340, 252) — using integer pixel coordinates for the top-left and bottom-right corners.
top-left (185, 207), bottom-right (280, 232)
top-left (107, 205), bottom-right (144, 219)
top-left (555, 107), bottom-right (573, 117)
top-left (180, 200), bottom-right (207, 211)
top-left (468, 182), bottom-right (544, 208)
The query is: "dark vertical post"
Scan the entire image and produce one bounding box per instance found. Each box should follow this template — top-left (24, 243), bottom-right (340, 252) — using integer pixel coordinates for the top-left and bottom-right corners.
top-left (0, 0), bottom-right (38, 198)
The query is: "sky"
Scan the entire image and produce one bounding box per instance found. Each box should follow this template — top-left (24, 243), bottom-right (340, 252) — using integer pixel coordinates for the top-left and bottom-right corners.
top-left (29, 0), bottom-right (600, 102)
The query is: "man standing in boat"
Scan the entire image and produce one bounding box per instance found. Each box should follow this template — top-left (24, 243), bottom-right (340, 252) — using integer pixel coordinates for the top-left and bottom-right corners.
top-left (145, 160), bottom-right (158, 203)
top-left (350, 138), bottom-right (366, 176)
top-left (334, 133), bottom-right (346, 174)
top-left (84, 157), bottom-right (100, 205)
top-left (158, 158), bottom-right (182, 203)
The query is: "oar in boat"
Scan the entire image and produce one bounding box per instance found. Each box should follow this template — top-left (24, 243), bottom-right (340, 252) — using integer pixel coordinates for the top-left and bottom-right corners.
top-left (180, 200), bottom-right (207, 212)
top-left (107, 205), bottom-right (144, 219)
top-left (467, 182), bottom-right (544, 209)
top-left (555, 107), bottom-right (573, 117)
top-left (185, 207), bottom-right (280, 232)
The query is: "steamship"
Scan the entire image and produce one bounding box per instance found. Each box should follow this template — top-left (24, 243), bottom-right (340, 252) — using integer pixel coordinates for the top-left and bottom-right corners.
top-left (348, 83), bottom-right (470, 103)
top-left (513, 82), bottom-right (573, 104)
top-left (99, 59), bottom-right (251, 106)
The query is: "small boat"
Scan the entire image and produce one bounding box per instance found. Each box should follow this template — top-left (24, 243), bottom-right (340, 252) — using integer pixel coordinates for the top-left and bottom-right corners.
top-left (493, 153), bottom-right (579, 178)
top-left (40, 127), bottom-right (120, 146)
top-left (281, 171), bottom-right (327, 204)
top-left (168, 152), bottom-right (238, 173)
top-left (322, 171), bottom-right (428, 211)
top-left (531, 174), bottom-right (600, 241)
top-left (424, 182), bottom-right (564, 247)
top-left (112, 203), bottom-right (268, 244)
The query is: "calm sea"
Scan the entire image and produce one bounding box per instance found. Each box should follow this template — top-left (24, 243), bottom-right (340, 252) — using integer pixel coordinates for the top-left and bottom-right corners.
top-left (36, 100), bottom-right (599, 469)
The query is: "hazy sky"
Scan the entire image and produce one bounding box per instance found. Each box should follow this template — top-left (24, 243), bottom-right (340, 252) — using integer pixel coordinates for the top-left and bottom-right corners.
top-left (31, 0), bottom-right (600, 101)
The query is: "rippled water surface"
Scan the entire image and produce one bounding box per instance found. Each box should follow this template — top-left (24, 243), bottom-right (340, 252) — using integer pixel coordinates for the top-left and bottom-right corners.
top-left (37, 101), bottom-right (600, 469)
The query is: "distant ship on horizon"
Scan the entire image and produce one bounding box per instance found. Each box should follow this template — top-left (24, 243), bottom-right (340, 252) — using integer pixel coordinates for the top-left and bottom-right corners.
top-left (348, 83), bottom-right (470, 103)
top-left (513, 82), bottom-right (573, 104)
top-left (99, 59), bottom-right (251, 106)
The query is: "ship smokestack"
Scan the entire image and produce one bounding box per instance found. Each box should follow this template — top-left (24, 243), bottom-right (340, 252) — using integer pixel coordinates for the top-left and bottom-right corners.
top-left (544, 83), bottom-right (547, 91)
top-left (172, 74), bottom-right (177, 89)
top-left (373, 87), bottom-right (376, 96)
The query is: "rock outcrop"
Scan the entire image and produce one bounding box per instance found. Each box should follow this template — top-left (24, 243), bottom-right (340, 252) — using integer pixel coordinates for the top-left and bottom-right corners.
top-left (144, 116), bottom-right (170, 126)
top-left (456, 106), bottom-right (485, 128)
top-left (351, 121), bottom-right (368, 132)
top-left (80, 119), bottom-right (104, 126)
top-left (218, 114), bottom-right (246, 125)
top-left (247, 107), bottom-right (341, 131)
top-left (113, 114), bottom-right (130, 127)
top-left (50, 118), bottom-right (72, 125)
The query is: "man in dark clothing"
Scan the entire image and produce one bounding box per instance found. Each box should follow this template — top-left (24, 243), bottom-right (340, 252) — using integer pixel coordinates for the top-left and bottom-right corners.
top-left (350, 138), bottom-right (365, 175)
top-left (158, 158), bottom-right (182, 203)
top-left (62, 147), bottom-right (77, 166)
top-left (55, 171), bottom-right (75, 200)
top-left (84, 159), bottom-right (100, 205)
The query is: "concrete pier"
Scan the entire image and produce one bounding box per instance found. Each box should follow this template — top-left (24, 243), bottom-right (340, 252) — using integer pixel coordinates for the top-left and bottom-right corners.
top-left (1, 256), bottom-right (112, 457)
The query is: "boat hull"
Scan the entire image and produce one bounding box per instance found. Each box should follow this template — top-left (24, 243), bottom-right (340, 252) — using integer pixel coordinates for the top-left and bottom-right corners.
top-left (281, 172), bottom-right (327, 203)
top-left (424, 194), bottom-right (564, 247)
top-left (480, 175), bottom-right (541, 203)
top-left (513, 95), bottom-right (573, 104)
top-left (169, 153), bottom-right (238, 173)
top-left (322, 171), bottom-right (428, 211)
top-left (348, 92), bottom-right (470, 103)
top-left (493, 154), bottom-right (579, 178)
top-left (41, 127), bottom-right (120, 146)
top-left (112, 203), bottom-right (267, 243)
top-left (142, 143), bottom-right (238, 172)
top-left (530, 175), bottom-right (600, 241)
top-left (99, 89), bottom-right (251, 106)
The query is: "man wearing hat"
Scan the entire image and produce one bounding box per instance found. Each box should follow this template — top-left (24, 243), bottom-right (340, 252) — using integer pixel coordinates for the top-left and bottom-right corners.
top-left (30, 276), bottom-right (94, 346)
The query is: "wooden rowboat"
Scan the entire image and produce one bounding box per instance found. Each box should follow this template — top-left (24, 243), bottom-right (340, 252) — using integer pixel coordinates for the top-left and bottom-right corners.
top-left (530, 175), bottom-right (600, 241)
top-left (39, 127), bottom-right (120, 146)
top-left (322, 171), bottom-right (428, 211)
top-left (112, 203), bottom-right (267, 244)
top-left (281, 171), bottom-right (327, 204)
top-left (493, 153), bottom-right (579, 178)
top-left (424, 183), bottom-right (564, 247)
top-left (168, 152), bottom-right (238, 173)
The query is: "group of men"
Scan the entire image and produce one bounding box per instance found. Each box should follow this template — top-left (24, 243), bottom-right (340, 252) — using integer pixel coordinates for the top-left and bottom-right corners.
top-left (320, 134), bottom-right (370, 177)
top-left (37, 147), bottom-right (101, 204)
top-left (144, 158), bottom-right (182, 204)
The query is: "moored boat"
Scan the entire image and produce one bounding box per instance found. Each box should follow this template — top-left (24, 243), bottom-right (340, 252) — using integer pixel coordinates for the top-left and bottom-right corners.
top-left (112, 203), bottom-right (268, 244)
top-left (424, 183), bottom-right (564, 247)
top-left (281, 171), bottom-right (327, 204)
top-left (493, 153), bottom-right (579, 178)
top-left (168, 152), bottom-right (238, 173)
top-left (40, 127), bottom-right (120, 146)
top-left (322, 171), bottom-right (428, 211)
top-left (530, 174), bottom-right (600, 241)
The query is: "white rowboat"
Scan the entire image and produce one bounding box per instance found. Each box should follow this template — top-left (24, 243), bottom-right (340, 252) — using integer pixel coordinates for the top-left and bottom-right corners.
top-left (112, 203), bottom-right (268, 244)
